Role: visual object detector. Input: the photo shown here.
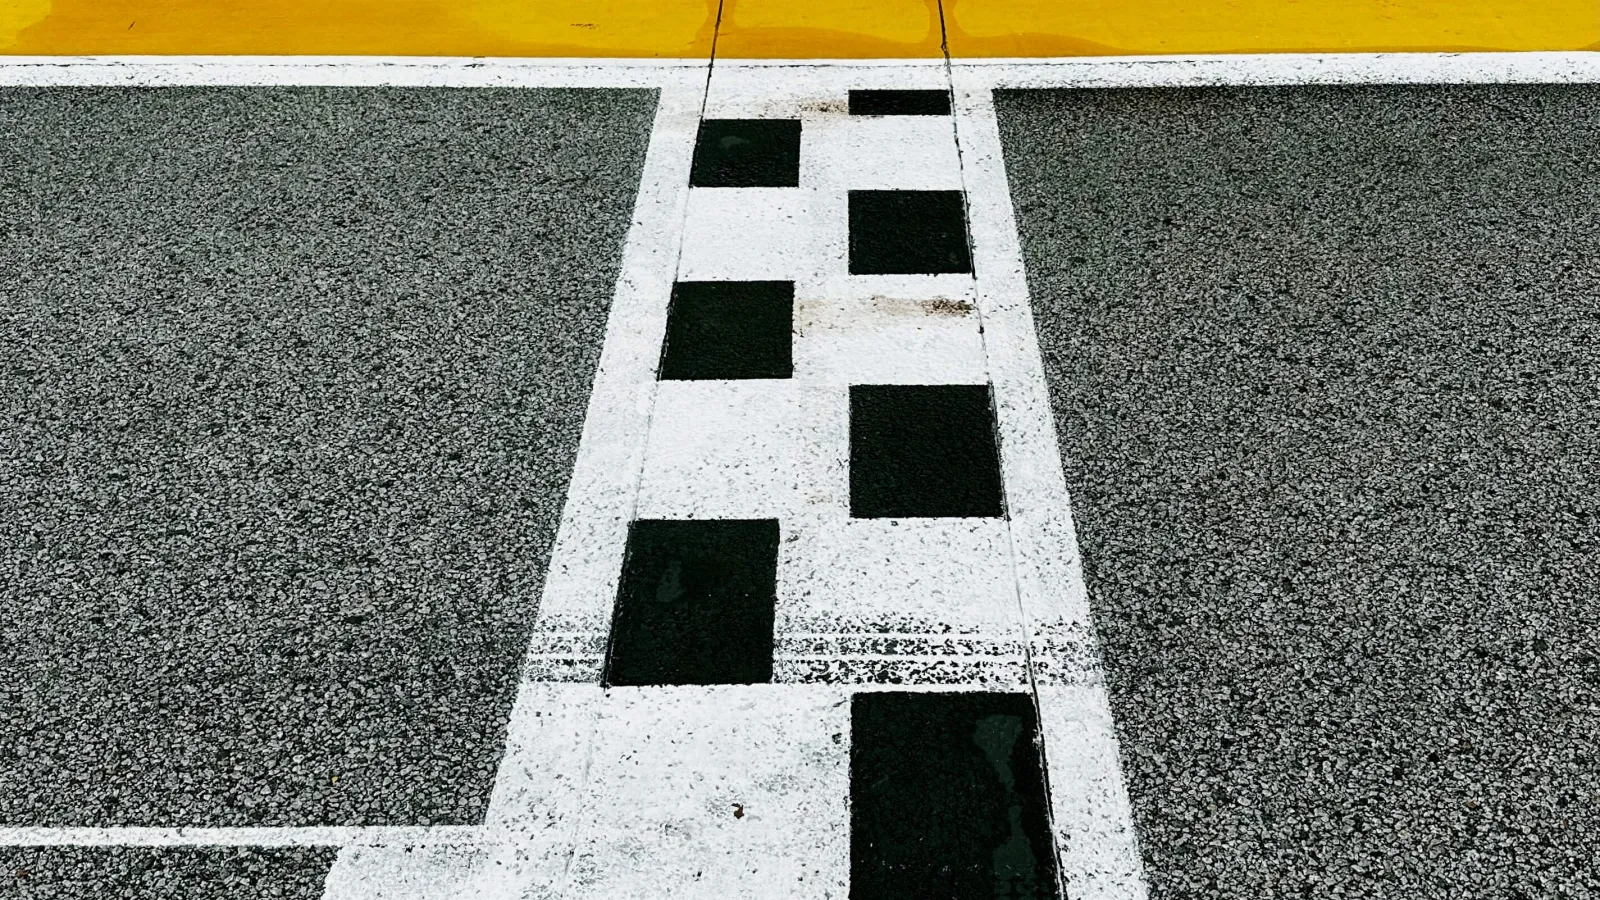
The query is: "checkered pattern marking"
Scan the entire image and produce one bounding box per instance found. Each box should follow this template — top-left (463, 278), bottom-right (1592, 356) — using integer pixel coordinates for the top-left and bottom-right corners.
top-left (318, 63), bottom-right (1146, 900)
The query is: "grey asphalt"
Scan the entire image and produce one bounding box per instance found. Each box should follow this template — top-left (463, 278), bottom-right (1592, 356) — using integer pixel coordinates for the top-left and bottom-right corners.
top-left (0, 82), bottom-right (655, 878)
top-left (4, 847), bottom-right (334, 900)
top-left (997, 85), bottom-right (1600, 899)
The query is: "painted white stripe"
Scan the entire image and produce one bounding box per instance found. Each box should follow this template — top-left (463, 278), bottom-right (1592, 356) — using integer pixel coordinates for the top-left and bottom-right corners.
top-left (0, 56), bottom-right (691, 88)
top-left (953, 51), bottom-right (1600, 88)
top-left (0, 826), bottom-right (477, 847)
top-left (3, 53), bottom-right (1598, 91)
top-left (950, 70), bottom-right (1149, 900)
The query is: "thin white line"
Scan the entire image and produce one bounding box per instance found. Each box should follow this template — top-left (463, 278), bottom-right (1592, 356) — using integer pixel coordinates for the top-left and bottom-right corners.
top-left (951, 76), bottom-right (1149, 899)
top-left (774, 654), bottom-right (1025, 662)
top-left (0, 826), bottom-right (478, 848)
top-left (952, 51), bottom-right (1600, 87)
top-left (0, 56), bottom-right (688, 88)
top-left (5, 52), bottom-right (1598, 89)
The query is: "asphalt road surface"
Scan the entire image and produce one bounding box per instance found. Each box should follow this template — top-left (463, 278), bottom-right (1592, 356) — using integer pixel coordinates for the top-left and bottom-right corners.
top-left (5, 75), bottom-right (1599, 898)
top-left (997, 84), bottom-right (1600, 899)
top-left (1, 86), bottom-right (656, 892)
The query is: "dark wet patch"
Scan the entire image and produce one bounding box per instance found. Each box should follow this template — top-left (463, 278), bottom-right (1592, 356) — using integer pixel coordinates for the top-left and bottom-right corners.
top-left (850, 384), bottom-right (1005, 518)
top-left (658, 281), bottom-right (793, 380)
top-left (604, 519), bottom-right (780, 686)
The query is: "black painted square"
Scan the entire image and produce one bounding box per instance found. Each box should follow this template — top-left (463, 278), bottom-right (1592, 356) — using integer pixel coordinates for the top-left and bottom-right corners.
top-left (604, 519), bottom-right (780, 686)
top-left (659, 281), bottom-right (794, 380)
top-left (850, 384), bottom-right (1005, 518)
top-left (849, 190), bottom-right (972, 274)
top-left (849, 89), bottom-right (952, 116)
top-left (690, 119), bottom-right (802, 188)
top-left (851, 691), bottom-right (1059, 900)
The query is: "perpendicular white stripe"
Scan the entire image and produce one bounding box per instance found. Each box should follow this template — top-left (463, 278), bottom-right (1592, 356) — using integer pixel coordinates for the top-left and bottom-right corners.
top-left (3, 52), bottom-right (1598, 90)
top-left (950, 74), bottom-right (1150, 900)
top-left (0, 826), bottom-right (478, 847)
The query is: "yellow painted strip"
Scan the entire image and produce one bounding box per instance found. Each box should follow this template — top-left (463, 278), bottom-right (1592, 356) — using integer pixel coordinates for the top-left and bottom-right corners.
top-left (714, 0), bottom-right (943, 59)
top-left (1, 0), bottom-right (717, 57)
top-left (2, 0), bottom-right (1595, 57)
top-left (943, 0), bottom-right (1600, 56)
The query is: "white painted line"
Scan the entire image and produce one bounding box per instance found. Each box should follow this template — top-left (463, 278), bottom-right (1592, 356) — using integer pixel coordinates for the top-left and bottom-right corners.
top-left (793, 279), bottom-right (989, 386)
top-left (804, 114), bottom-right (963, 190)
top-left (0, 56), bottom-right (693, 88)
top-left (703, 60), bottom-right (947, 118)
top-left (322, 684), bottom-right (605, 899)
top-left (950, 71), bottom-right (1149, 900)
top-left (0, 826), bottom-right (477, 847)
top-left (776, 516), bottom-right (1027, 686)
top-left (13, 47), bottom-right (1591, 894)
top-left (677, 188), bottom-right (824, 281)
top-left (951, 51), bottom-right (1600, 88)
top-left (4, 53), bottom-right (1598, 91)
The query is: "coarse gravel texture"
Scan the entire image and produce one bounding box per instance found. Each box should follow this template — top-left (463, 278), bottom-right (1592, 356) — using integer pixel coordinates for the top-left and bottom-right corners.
top-left (0, 846), bottom-right (335, 900)
top-left (996, 85), bottom-right (1600, 899)
top-left (0, 87), bottom-right (657, 828)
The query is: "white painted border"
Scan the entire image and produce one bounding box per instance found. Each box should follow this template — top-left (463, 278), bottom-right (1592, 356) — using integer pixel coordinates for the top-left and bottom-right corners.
top-left (1, 52), bottom-right (1597, 89)
top-left (954, 51), bottom-right (1600, 87)
top-left (0, 56), bottom-right (691, 88)
top-left (950, 74), bottom-right (1148, 900)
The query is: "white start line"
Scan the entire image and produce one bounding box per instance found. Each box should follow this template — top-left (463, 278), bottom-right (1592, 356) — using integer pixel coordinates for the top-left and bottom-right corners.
top-left (3, 50), bottom-right (1598, 900)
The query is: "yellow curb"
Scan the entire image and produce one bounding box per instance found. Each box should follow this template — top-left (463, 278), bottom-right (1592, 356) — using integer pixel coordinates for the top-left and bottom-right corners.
top-left (714, 0), bottom-right (944, 59)
top-left (1, 0), bottom-right (717, 57)
top-left (3, 0), bottom-right (1596, 58)
top-left (943, 0), bottom-right (1600, 57)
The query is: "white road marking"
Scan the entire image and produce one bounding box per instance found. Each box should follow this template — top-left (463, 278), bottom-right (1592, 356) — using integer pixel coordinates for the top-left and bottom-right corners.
top-left (950, 70), bottom-right (1148, 900)
top-left (776, 515), bottom-right (1026, 686)
top-left (636, 381), bottom-right (848, 520)
top-left (561, 685), bottom-right (850, 900)
top-left (11, 52), bottom-right (1599, 91)
top-left (678, 188), bottom-right (821, 281)
top-left (952, 51), bottom-right (1600, 88)
top-left (8, 48), bottom-right (1599, 896)
top-left (0, 56), bottom-right (694, 88)
top-left (793, 277), bottom-right (988, 386)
